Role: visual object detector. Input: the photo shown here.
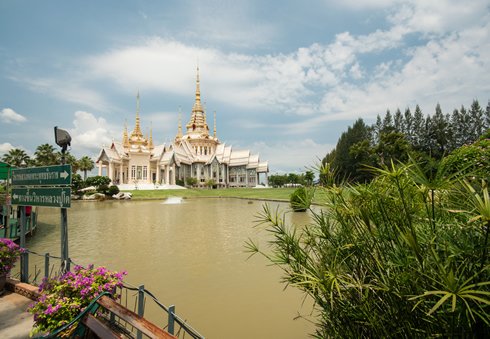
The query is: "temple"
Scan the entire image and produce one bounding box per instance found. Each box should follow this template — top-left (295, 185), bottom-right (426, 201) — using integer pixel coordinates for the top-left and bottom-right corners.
top-left (95, 67), bottom-right (269, 188)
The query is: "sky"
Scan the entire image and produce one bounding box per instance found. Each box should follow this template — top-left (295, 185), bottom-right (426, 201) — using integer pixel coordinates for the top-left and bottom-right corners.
top-left (0, 0), bottom-right (489, 174)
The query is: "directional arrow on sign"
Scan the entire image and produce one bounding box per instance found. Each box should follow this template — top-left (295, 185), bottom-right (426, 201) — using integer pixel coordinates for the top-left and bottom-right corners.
top-left (11, 165), bottom-right (72, 186)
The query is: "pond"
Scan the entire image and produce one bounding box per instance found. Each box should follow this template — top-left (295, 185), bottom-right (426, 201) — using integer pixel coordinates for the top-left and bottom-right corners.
top-left (25, 198), bottom-right (317, 338)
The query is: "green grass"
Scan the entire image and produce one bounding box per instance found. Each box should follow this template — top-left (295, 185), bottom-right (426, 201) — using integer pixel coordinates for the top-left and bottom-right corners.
top-left (121, 187), bottom-right (299, 201)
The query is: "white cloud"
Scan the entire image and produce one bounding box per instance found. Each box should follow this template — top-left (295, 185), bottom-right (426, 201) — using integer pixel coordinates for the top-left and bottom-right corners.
top-left (1, 108), bottom-right (27, 123)
top-left (10, 77), bottom-right (114, 112)
top-left (69, 111), bottom-right (118, 155)
top-left (0, 142), bottom-right (15, 154)
top-left (250, 139), bottom-right (334, 173)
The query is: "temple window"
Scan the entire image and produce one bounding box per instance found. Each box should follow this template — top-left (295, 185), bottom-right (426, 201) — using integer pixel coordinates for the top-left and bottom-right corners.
top-left (131, 166), bottom-right (136, 180)
top-left (137, 166), bottom-right (142, 180)
top-left (143, 166), bottom-right (148, 180)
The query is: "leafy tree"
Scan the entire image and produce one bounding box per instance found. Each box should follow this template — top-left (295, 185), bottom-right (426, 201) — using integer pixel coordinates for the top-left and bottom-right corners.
top-left (304, 170), bottom-right (314, 186)
top-left (85, 175), bottom-right (111, 188)
top-left (78, 156), bottom-right (94, 180)
top-left (393, 108), bottom-right (403, 133)
top-left (442, 131), bottom-right (490, 180)
top-left (62, 152), bottom-right (79, 173)
top-left (469, 99), bottom-right (485, 140)
top-left (330, 118), bottom-right (371, 182)
top-left (71, 173), bottom-right (84, 193)
top-left (403, 107), bottom-right (413, 142)
top-left (412, 105), bottom-right (425, 151)
top-left (2, 148), bottom-right (30, 167)
top-left (287, 173), bottom-right (299, 184)
top-left (34, 143), bottom-right (57, 166)
top-left (374, 131), bottom-right (411, 165)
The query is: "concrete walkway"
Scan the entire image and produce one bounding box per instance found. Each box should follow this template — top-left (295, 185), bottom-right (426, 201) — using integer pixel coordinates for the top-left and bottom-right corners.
top-left (0, 291), bottom-right (34, 339)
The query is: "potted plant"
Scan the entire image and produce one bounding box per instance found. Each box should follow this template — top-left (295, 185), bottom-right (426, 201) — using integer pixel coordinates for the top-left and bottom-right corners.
top-left (0, 238), bottom-right (24, 293)
top-left (29, 264), bottom-right (126, 336)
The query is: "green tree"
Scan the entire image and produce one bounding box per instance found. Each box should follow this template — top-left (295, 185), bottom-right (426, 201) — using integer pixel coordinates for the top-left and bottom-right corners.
top-left (304, 170), bottom-right (314, 186)
top-left (185, 177), bottom-right (198, 187)
top-left (34, 143), bottom-right (57, 166)
top-left (412, 105), bottom-right (425, 151)
top-left (85, 175), bottom-right (111, 188)
top-left (330, 118), bottom-right (371, 182)
top-left (2, 148), bottom-right (30, 167)
top-left (78, 156), bottom-right (94, 180)
top-left (469, 99), bottom-right (484, 140)
top-left (62, 152), bottom-right (79, 173)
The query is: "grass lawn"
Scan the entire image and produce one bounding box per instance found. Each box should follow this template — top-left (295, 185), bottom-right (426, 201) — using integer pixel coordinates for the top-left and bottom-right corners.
top-left (122, 187), bottom-right (298, 201)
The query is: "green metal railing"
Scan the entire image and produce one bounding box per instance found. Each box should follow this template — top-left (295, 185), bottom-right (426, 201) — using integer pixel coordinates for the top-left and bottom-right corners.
top-left (18, 250), bottom-right (205, 339)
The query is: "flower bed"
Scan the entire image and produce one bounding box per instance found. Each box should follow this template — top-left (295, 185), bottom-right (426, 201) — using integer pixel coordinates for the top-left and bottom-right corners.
top-left (28, 265), bottom-right (126, 336)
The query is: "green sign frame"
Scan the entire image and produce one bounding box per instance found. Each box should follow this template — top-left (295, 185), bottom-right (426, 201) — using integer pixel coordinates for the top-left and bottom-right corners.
top-left (11, 165), bottom-right (72, 186)
top-left (12, 187), bottom-right (71, 208)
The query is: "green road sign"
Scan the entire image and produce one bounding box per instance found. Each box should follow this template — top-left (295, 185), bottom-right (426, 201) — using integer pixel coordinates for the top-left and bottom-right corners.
top-left (12, 187), bottom-right (71, 208)
top-left (11, 165), bottom-right (72, 186)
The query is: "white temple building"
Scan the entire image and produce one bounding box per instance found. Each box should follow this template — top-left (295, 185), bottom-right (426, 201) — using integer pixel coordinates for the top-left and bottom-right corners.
top-left (95, 68), bottom-right (269, 189)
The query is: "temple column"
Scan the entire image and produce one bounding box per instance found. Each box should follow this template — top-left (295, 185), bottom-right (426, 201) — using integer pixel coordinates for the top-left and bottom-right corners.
top-left (108, 162), bottom-right (113, 182)
top-left (246, 169), bottom-right (249, 187)
top-left (264, 173), bottom-right (269, 187)
top-left (156, 164), bottom-right (160, 184)
top-left (119, 163), bottom-right (123, 185)
top-left (165, 165), bottom-right (170, 185)
top-left (171, 164), bottom-right (176, 185)
top-left (98, 162), bottom-right (102, 176)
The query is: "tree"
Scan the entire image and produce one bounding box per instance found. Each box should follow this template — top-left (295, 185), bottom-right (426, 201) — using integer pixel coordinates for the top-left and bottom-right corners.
top-left (78, 156), bottom-right (94, 180)
top-left (34, 144), bottom-right (57, 166)
top-left (85, 175), bottom-right (111, 188)
top-left (185, 177), bottom-right (198, 187)
top-left (304, 170), bottom-right (314, 186)
top-left (62, 152), bottom-right (79, 173)
top-left (394, 108), bottom-right (404, 133)
top-left (331, 118), bottom-right (372, 182)
top-left (2, 148), bottom-right (30, 167)
top-left (412, 105), bottom-right (425, 151)
top-left (469, 99), bottom-right (484, 140)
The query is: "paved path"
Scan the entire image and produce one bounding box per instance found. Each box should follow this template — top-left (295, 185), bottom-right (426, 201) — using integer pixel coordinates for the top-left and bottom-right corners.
top-left (0, 291), bottom-right (34, 339)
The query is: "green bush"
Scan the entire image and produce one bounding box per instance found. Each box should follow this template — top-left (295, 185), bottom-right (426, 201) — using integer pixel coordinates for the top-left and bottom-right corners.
top-left (107, 185), bottom-right (120, 196)
top-left (248, 162), bottom-right (490, 337)
top-left (289, 187), bottom-right (314, 212)
top-left (97, 184), bottom-right (109, 194)
top-left (176, 179), bottom-right (185, 186)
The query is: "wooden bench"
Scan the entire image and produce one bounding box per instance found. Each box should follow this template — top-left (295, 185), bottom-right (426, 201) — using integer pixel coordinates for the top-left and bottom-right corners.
top-left (77, 295), bottom-right (177, 339)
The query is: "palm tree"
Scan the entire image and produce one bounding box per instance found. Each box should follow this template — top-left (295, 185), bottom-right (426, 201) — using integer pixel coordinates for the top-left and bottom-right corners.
top-left (34, 143), bottom-right (57, 166)
top-left (62, 152), bottom-right (79, 173)
top-left (2, 148), bottom-right (30, 167)
top-left (78, 156), bottom-right (94, 180)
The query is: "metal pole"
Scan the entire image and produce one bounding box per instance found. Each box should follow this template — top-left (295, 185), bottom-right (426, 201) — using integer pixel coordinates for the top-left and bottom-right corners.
top-left (19, 206), bottom-right (28, 283)
top-left (137, 284), bottom-right (145, 339)
top-left (60, 150), bottom-right (69, 272)
top-left (168, 305), bottom-right (175, 335)
top-left (44, 253), bottom-right (50, 279)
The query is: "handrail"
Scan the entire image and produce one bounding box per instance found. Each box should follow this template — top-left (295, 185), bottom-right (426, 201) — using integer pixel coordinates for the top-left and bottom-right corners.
top-left (23, 250), bottom-right (205, 339)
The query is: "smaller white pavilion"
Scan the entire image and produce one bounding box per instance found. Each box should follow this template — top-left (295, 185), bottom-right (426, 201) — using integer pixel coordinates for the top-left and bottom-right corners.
top-left (96, 67), bottom-right (269, 188)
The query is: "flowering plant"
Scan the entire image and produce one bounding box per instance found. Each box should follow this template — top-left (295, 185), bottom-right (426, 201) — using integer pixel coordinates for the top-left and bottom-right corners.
top-left (29, 264), bottom-right (127, 335)
top-left (0, 237), bottom-right (25, 275)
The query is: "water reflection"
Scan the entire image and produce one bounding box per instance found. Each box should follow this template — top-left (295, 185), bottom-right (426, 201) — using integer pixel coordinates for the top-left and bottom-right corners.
top-left (26, 198), bottom-right (317, 338)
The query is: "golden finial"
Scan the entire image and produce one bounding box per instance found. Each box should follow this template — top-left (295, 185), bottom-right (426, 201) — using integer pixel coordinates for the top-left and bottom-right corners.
top-left (177, 106), bottom-right (183, 139)
top-left (123, 119), bottom-right (130, 148)
top-left (213, 111), bottom-right (217, 138)
top-left (149, 122), bottom-right (154, 150)
top-left (131, 91), bottom-right (143, 138)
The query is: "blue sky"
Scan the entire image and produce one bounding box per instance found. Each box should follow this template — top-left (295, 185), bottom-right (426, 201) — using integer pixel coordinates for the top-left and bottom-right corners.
top-left (1, 0), bottom-right (489, 173)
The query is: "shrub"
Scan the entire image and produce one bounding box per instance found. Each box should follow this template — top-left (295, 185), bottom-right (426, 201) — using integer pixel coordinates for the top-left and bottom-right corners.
top-left (107, 185), bottom-right (120, 196)
top-left (0, 238), bottom-right (24, 275)
top-left (96, 184), bottom-right (109, 194)
top-left (248, 162), bottom-right (490, 337)
top-left (29, 265), bottom-right (126, 335)
top-left (289, 187), bottom-right (314, 212)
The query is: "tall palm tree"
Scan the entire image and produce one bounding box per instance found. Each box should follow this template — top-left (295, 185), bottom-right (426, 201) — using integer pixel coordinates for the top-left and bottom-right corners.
top-left (34, 143), bottom-right (57, 166)
top-left (2, 148), bottom-right (30, 167)
top-left (62, 152), bottom-right (79, 173)
top-left (78, 156), bottom-right (94, 180)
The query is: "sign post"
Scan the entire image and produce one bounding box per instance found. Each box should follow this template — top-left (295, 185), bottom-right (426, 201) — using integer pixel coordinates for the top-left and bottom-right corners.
top-left (11, 164), bottom-right (72, 280)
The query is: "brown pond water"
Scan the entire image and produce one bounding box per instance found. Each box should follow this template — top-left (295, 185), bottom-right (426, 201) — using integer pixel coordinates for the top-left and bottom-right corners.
top-left (24, 198), bottom-right (317, 338)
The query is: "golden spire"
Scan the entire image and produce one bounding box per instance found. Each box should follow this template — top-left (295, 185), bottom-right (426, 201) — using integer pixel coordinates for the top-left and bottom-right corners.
top-left (213, 111), bottom-right (217, 138)
top-left (131, 91), bottom-right (143, 138)
top-left (149, 122), bottom-right (154, 150)
top-left (192, 66), bottom-right (203, 113)
top-left (177, 106), bottom-right (183, 139)
top-left (123, 119), bottom-right (130, 148)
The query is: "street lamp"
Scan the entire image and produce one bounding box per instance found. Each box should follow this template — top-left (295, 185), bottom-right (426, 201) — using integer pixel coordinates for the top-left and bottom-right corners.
top-left (54, 126), bottom-right (72, 272)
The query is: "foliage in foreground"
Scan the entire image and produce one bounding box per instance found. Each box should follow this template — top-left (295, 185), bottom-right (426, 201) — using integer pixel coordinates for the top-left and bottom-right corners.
top-left (29, 265), bottom-right (126, 336)
top-left (247, 162), bottom-right (490, 338)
